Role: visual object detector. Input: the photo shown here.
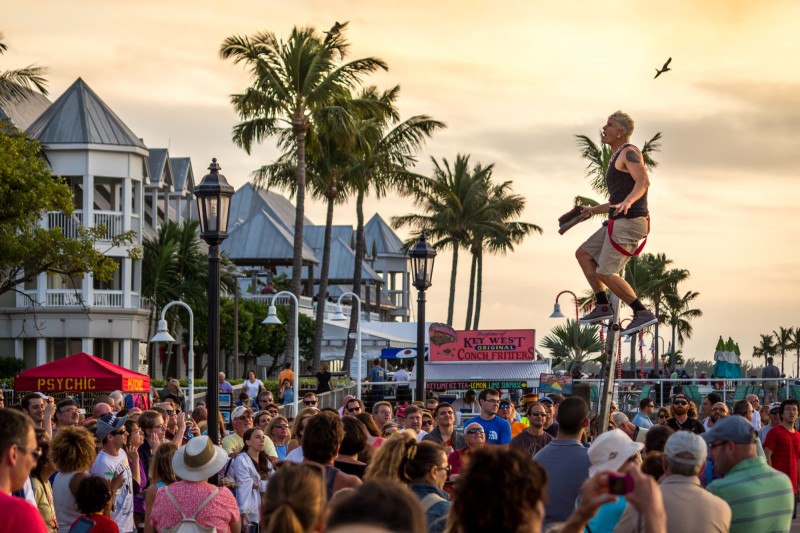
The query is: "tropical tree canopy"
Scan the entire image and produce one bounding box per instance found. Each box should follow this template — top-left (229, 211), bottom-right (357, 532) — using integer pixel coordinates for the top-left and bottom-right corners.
top-left (542, 319), bottom-right (605, 377)
top-left (0, 33), bottom-right (48, 102)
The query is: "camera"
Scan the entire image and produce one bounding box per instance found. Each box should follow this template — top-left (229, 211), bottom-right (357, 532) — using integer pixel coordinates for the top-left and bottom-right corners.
top-left (608, 473), bottom-right (633, 495)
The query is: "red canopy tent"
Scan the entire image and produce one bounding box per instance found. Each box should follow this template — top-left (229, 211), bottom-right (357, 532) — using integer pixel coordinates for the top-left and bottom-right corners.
top-left (14, 352), bottom-right (150, 393)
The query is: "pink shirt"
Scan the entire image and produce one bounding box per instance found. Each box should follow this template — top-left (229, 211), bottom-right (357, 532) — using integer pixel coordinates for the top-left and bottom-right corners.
top-left (0, 490), bottom-right (48, 533)
top-left (149, 481), bottom-right (239, 533)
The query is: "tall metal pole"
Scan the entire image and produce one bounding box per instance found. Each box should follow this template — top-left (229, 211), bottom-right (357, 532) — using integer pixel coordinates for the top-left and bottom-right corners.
top-left (159, 301), bottom-right (194, 412)
top-left (415, 288), bottom-right (426, 403)
top-left (264, 291), bottom-right (300, 417)
top-left (335, 292), bottom-right (363, 400)
top-left (597, 294), bottom-right (621, 436)
top-left (206, 244), bottom-right (221, 445)
top-left (232, 280), bottom-right (239, 380)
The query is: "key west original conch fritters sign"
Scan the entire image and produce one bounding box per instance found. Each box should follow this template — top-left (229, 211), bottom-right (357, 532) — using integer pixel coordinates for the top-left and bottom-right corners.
top-left (428, 327), bottom-right (536, 363)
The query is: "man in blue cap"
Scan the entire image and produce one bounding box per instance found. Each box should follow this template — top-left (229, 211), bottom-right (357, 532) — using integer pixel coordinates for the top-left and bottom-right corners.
top-left (703, 415), bottom-right (793, 533)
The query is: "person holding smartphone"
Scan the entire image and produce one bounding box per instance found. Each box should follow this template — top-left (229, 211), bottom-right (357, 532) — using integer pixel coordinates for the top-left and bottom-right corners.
top-left (68, 476), bottom-right (118, 533)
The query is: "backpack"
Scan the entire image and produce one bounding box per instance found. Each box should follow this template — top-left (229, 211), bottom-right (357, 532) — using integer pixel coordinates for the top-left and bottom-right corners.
top-left (162, 485), bottom-right (220, 533)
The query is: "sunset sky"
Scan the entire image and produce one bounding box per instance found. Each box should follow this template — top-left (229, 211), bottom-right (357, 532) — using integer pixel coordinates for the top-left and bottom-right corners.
top-left (6, 1), bottom-right (800, 370)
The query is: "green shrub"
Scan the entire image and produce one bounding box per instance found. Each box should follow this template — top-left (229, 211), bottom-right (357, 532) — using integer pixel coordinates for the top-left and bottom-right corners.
top-left (0, 357), bottom-right (26, 378)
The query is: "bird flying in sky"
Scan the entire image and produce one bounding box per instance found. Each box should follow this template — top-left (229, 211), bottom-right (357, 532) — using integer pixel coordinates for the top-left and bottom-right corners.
top-left (654, 57), bottom-right (672, 79)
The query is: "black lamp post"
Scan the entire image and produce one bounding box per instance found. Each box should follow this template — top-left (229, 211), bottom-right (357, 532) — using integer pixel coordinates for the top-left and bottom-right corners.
top-left (408, 232), bottom-right (436, 402)
top-left (194, 158), bottom-right (234, 446)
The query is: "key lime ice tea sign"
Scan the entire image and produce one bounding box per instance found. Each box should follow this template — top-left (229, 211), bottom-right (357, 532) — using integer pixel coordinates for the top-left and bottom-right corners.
top-left (429, 328), bottom-right (536, 362)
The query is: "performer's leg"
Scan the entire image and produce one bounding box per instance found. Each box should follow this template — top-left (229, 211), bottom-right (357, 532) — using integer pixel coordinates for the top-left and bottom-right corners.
top-left (596, 272), bottom-right (637, 304)
top-left (576, 247), bottom-right (606, 293)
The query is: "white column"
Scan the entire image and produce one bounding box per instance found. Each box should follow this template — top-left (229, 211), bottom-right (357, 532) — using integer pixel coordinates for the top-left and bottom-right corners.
top-left (36, 338), bottom-right (47, 366)
top-left (15, 339), bottom-right (24, 360)
top-left (123, 257), bottom-right (132, 308)
top-left (121, 339), bottom-right (132, 369)
top-left (150, 189), bottom-right (158, 230)
top-left (82, 337), bottom-right (93, 354)
top-left (37, 273), bottom-right (46, 306)
top-left (123, 175), bottom-right (132, 231)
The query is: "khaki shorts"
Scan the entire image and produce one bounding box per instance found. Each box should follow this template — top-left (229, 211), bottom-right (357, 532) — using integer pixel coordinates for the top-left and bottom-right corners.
top-left (580, 217), bottom-right (649, 276)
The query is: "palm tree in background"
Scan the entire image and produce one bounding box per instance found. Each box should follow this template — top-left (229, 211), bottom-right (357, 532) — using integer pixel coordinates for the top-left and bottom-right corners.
top-left (789, 327), bottom-right (800, 377)
top-left (342, 86), bottom-right (444, 368)
top-left (221, 22), bottom-right (388, 362)
top-left (773, 326), bottom-right (793, 374)
top-left (753, 333), bottom-right (779, 363)
top-left (0, 33), bottom-right (48, 102)
top-left (624, 253), bottom-right (689, 371)
top-left (662, 289), bottom-right (702, 358)
top-left (393, 155), bottom-right (500, 326)
top-left (542, 319), bottom-right (604, 377)
top-left (464, 182), bottom-right (541, 330)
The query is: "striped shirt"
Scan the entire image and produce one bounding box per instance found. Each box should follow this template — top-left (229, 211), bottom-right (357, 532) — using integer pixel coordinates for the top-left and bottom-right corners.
top-left (707, 456), bottom-right (794, 533)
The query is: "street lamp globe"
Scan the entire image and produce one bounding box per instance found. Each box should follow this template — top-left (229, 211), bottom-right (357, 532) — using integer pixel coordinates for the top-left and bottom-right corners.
top-left (194, 158), bottom-right (235, 245)
top-left (331, 304), bottom-right (347, 321)
top-left (549, 303), bottom-right (565, 318)
top-left (150, 320), bottom-right (176, 343)
top-left (262, 306), bottom-right (282, 325)
top-left (409, 232), bottom-right (436, 290)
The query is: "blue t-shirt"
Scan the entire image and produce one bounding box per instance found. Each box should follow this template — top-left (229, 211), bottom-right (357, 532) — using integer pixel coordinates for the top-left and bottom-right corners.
top-left (369, 366), bottom-right (386, 382)
top-left (471, 416), bottom-right (512, 445)
top-left (631, 412), bottom-right (653, 429)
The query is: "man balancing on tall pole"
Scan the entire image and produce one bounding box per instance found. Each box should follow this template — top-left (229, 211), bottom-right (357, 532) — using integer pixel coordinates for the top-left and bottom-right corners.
top-left (574, 111), bottom-right (657, 336)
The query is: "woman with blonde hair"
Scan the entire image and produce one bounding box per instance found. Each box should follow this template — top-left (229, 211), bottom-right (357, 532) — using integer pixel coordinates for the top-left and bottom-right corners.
top-left (266, 415), bottom-right (292, 460)
top-left (142, 442), bottom-right (178, 533)
top-left (261, 462), bottom-right (325, 533)
top-left (364, 430), bottom-right (417, 484)
top-left (286, 407), bottom-right (319, 455)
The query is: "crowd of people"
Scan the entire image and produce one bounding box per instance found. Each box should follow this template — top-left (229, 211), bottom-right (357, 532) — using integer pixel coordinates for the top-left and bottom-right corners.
top-left (1, 382), bottom-right (798, 533)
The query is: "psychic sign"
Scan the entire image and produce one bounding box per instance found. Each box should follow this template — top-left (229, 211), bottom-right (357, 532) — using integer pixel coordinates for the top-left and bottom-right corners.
top-left (428, 328), bottom-right (536, 363)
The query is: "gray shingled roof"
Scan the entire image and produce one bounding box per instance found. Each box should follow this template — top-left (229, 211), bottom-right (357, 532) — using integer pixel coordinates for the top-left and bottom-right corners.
top-left (26, 78), bottom-right (146, 148)
top-left (304, 227), bottom-right (382, 282)
top-left (0, 88), bottom-right (51, 130)
top-left (170, 157), bottom-right (194, 193)
top-left (146, 148), bottom-right (173, 189)
top-left (221, 208), bottom-right (318, 264)
top-left (364, 213), bottom-right (406, 256)
top-left (228, 182), bottom-right (312, 234)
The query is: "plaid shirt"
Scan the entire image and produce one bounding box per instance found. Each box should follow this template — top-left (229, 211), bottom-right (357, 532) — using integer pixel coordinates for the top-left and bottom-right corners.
top-left (764, 424), bottom-right (800, 494)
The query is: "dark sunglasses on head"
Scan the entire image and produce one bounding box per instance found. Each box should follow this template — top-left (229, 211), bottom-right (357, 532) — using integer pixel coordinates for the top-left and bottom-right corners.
top-left (466, 427), bottom-right (485, 435)
top-left (304, 400), bottom-right (318, 406)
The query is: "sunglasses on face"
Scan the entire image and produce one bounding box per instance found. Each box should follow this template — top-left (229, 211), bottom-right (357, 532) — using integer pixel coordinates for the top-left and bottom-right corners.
top-left (274, 424), bottom-right (289, 429)
top-left (422, 420), bottom-right (434, 426)
top-left (347, 407), bottom-right (361, 413)
top-left (304, 400), bottom-right (318, 406)
top-left (657, 414), bottom-right (667, 418)
top-left (673, 401), bottom-right (688, 406)
top-left (499, 403), bottom-right (511, 409)
top-left (466, 428), bottom-right (485, 435)
top-left (529, 412), bottom-right (546, 417)
top-left (111, 429), bottom-right (128, 436)
top-left (436, 465), bottom-right (453, 474)
top-left (18, 445), bottom-right (42, 460)
top-left (166, 410), bottom-right (176, 415)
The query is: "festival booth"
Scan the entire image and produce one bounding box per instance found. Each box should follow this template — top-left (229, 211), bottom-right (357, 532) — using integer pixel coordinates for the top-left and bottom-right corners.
top-left (14, 352), bottom-right (150, 393)
top-left (413, 326), bottom-right (551, 425)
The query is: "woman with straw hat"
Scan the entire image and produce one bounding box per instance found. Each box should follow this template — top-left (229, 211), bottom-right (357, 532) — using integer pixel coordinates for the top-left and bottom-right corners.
top-left (149, 436), bottom-right (240, 532)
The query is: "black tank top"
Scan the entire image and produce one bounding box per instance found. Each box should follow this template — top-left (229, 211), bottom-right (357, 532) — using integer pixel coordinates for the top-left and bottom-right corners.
top-left (607, 144), bottom-right (648, 220)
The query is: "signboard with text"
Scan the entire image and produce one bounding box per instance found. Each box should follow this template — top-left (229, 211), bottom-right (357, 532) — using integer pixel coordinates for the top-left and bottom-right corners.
top-left (428, 329), bottom-right (536, 363)
top-left (426, 380), bottom-right (529, 392)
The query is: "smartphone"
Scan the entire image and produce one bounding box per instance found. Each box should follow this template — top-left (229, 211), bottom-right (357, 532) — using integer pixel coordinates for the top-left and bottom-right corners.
top-left (608, 473), bottom-right (634, 495)
top-left (67, 516), bottom-right (95, 533)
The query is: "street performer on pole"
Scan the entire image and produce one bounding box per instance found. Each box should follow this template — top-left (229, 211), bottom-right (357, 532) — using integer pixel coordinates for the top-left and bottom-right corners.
top-left (575, 111), bottom-right (657, 336)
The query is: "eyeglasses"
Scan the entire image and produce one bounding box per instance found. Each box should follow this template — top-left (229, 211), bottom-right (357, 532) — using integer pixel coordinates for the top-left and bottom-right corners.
top-left (111, 429), bottom-right (128, 436)
top-left (529, 412), bottom-right (546, 417)
top-left (436, 465), bottom-right (452, 474)
top-left (304, 400), bottom-right (318, 406)
top-left (466, 428), bottom-right (485, 435)
top-left (274, 424), bottom-right (289, 429)
top-left (673, 401), bottom-right (688, 406)
top-left (709, 440), bottom-right (728, 450)
top-left (17, 445), bottom-right (42, 460)
top-left (165, 410), bottom-right (176, 415)
top-left (422, 420), bottom-right (434, 426)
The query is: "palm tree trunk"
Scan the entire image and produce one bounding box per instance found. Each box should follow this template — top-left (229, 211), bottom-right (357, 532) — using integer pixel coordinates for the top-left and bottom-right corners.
top-left (287, 115), bottom-right (307, 365)
top-left (464, 252), bottom-right (477, 330)
top-left (447, 239), bottom-right (459, 326)
top-left (344, 189), bottom-right (366, 371)
top-left (473, 249), bottom-right (484, 329)
top-left (655, 299), bottom-right (663, 373)
top-left (312, 193), bottom-right (336, 373)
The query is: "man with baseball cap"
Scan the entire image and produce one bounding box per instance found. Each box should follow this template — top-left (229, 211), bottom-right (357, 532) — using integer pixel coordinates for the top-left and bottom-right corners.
top-left (704, 415), bottom-right (793, 532)
top-left (616, 431), bottom-right (731, 533)
top-left (665, 394), bottom-right (704, 434)
top-left (223, 406), bottom-right (278, 463)
top-left (758, 402), bottom-right (782, 443)
top-left (90, 413), bottom-right (135, 532)
top-left (539, 396), bottom-right (560, 438)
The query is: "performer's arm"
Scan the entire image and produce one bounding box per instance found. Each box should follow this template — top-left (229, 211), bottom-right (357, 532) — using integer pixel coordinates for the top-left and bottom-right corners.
top-left (611, 147), bottom-right (650, 216)
top-left (582, 202), bottom-right (611, 215)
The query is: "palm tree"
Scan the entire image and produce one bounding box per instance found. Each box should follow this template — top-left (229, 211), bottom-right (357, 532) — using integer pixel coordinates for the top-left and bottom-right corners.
top-left (753, 333), bottom-right (778, 362)
top-left (393, 155), bottom-right (500, 326)
top-left (624, 253), bottom-right (689, 371)
top-left (789, 327), bottom-right (800, 377)
top-left (773, 326), bottom-right (793, 374)
top-left (221, 22), bottom-right (388, 361)
top-left (542, 319), bottom-right (604, 377)
top-left (662, 288), bottom-right (702, 359)
top-left (0, 33), bottom-right (48, 102)
top-left (341, 86), bottom-right (443, 368)
top-left (464, 182), bottom-right (541, 330)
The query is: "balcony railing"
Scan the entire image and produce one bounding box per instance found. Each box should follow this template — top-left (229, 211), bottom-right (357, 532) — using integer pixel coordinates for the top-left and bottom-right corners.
top-left (46, 290), bottom-right (84, 307)
top-left (45, 210), bottom-right (127, 240)
top-left (93, 290), bottom-right (124, 307)
top-left (241, 294), bottom-right (314, 309)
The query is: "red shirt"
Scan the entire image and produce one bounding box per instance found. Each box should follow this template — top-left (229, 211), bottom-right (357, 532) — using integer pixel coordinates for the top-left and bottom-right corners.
top-left (764, 424), bottom-right (800, 493)
top-left (0, 491), bottom-right (48, 533)
top-left (70, 514), bottom-right (119, 533)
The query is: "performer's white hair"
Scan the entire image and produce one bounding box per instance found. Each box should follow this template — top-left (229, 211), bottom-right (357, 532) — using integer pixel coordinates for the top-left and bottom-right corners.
top-left (610, 111), bottom-right (634, 139)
